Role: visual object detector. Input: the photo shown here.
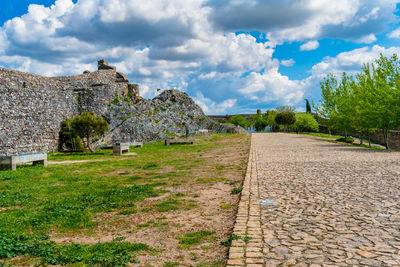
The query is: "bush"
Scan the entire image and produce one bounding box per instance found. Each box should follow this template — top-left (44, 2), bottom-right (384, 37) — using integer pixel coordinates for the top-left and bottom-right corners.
top-left (292, 113), bottom-right (319, 132)
top-left (275, 111), bottom-right (296, 132)
top-left (228, 115), bottom-right (249, 128)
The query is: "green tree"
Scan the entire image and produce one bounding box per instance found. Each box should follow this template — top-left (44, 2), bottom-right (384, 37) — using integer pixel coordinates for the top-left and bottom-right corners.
top-left (59, 118), bottom-right (84, 151)
top-left (292, 113), bottom-right (319, 133)
top-left (356, 54), bottom-right (400, 149)
top-left (71, 112), bottom-right (109, 152)
top-left (250, 113), bottom-right (268, 132)
top-left (228, 115), bottom-right (250, 128)
top-left (305, 99), bottom-right (312, 113)
top-left (275, 111), bottom-right (296, 132)
top-left (265, 110), bottom-right (278, 131)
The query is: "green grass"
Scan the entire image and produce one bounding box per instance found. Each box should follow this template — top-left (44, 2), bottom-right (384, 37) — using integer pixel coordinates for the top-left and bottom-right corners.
top-left (0, 134), bottom-right (248, 265)
top-left (177, 231), bottom-right (216, 249)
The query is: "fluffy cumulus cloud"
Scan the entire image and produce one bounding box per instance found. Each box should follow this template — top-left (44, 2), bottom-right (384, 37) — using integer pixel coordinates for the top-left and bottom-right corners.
top-left (208, 0), bottom-right (398, 44)
top-left (0, 0), bottom-right (399, 113)
top-left (388, 27), bottom-right (400, 38)
top-left (300, 41), bottom-right (319, 51)
top-left (311, 45), bottom-right (400, 79)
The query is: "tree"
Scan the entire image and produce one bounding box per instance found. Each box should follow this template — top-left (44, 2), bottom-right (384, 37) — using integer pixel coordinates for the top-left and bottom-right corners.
top-left (292, 113), bottom-right (319, 133)
top-left (59, 118), bottom-right (84, 151)
top-left (229, 115), bottom-right (250, 128)
top-left (265, 110), bottom-right (278, 131)
top-left (305, 99), bottom-right (312, 113)
top-left (250, 113), bottom-right (268, 132)
top-left (71, 112), bottom-right (109, 152)
top-left (275, 111), bottom-right (296, 132)
top-left (356, 54), bottom-right (400, 149)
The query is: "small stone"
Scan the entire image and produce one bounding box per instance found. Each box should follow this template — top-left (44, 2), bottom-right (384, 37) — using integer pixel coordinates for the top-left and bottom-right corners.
top-left (357, 250), bottom-right (378, 258)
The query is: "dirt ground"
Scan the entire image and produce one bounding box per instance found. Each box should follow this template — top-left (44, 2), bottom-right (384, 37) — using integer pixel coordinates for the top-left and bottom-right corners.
top-left (51, 134), bottom-right (251, 266)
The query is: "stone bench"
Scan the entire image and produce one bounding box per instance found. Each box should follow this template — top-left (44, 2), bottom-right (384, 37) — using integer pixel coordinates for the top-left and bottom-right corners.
top-left (165, 139), bottom-right (196, 146)
top-left (0, 153), bottom-right (47, 171)
top-left (113, 143), bottom-right (130, 156)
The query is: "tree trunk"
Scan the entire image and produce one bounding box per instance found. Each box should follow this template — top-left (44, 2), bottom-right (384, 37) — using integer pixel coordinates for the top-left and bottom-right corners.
top-left (86, 135), bottom-right (94, 152)
top-left (383, 129), bottom-right (390, 149)
top-left (368, 133), bottom-right (371, 147)
top-left (359, 134), bottom-right (363, 145)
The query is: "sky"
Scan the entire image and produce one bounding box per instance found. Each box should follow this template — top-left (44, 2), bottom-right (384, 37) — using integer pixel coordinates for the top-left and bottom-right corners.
top-left (0, 0), bottom-right (399, 114)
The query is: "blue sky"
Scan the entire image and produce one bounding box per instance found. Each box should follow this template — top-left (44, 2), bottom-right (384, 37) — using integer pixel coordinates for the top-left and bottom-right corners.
top-left (0, 0), bottom-right (399, 114)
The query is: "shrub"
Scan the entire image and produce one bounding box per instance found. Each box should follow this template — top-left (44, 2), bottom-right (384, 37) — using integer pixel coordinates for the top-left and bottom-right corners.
top-left (228, 115), bottom-right (249, 128)
top-left (292, 113), bottom-right (319, 132)
top-left (275, 111), bottom-right (296, 132)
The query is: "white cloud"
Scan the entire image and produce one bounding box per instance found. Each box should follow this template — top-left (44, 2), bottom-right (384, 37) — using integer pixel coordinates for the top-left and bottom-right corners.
top-left (311, 45), bottom-right (400, 79)
top-left (388, 27), bottom-right (400, 38)
top-left (281, 59), bottom-right (295, 67)
top-left (238, 67), bottom-right (308, 105)
top-left (300, 41), bottom-right (319, 51)
top-left (0, 0), bottom-right (399, 113)
top-left (193, 92), bottom-right (237, 114)
top-left (355, 34), bottom-right (377, 43)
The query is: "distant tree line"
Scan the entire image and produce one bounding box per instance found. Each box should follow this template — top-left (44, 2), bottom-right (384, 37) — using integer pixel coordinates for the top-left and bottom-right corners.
top-left (228, 103), bottom-right (318, 133)
top-left (314, 54), bottom-right (400, 149)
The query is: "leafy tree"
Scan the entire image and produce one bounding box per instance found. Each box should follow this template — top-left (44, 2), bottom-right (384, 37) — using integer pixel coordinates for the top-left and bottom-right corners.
top-left (250, 113), bottom-right (268, 132)
top-left (228, 115), bottom-right (250, 128)
top-left (275, 111), bottom-right (296, 132)
top-left (71, 112), bottom-right (109, 152)
top-left (292, 113), bottom-right (319, 133)
top-left (59, 119), bottom-right (84, 151)
top-left (265, 110), bottom-right (278, 131)
top-left (356, 54), bottom-right (400, 149)
top-left (305, 99), bottom-right (312, 113)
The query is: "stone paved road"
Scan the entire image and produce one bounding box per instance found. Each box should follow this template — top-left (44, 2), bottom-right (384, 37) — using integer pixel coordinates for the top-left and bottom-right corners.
top-left (253, 133), bottom-right (400, 266)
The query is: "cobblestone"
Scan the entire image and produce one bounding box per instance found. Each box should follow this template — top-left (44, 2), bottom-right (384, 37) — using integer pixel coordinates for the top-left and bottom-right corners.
top-left (228, 133), bottom-right (400, 266)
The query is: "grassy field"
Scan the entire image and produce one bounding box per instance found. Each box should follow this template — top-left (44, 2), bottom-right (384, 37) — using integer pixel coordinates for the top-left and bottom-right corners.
top-left (0, 134), bottom-right (250, 266)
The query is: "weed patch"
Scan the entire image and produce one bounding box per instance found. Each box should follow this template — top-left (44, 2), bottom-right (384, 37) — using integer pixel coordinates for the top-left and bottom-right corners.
top-left (177, 231), bottom-right (216, 249)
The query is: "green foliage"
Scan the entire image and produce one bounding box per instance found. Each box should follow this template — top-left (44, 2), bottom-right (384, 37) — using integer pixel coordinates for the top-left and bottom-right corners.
top-left (230, 187), bottom-right (243, 194)
top-left (250, 113), bottom-right (268, 132)
top-left (275, 111), bottom-right (296, 131)
top-left (305, 99), bottom-right (312, 113)
top-left (315, 54), bottom-right (400, 149)
top-left (177, 231), bottom-right (215, 248)
top-left (228, 115), bottom-right (250, 128)
top-left (71, 111), bottom-right (109, 152)
top-left (292, 113), bottom-right (319, 132)
top-left (58, 118), bottom-right (84, 151)
top-left (0, 232), bottom-right (149, 266)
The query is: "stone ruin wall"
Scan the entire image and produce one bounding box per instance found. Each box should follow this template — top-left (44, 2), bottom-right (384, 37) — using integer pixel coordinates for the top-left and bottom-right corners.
top-left (0, 60), bottom-right (140, 156)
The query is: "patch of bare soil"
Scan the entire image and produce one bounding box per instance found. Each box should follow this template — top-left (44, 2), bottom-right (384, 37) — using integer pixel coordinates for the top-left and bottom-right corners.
top-left (51, 134), bottom-right (250, 266)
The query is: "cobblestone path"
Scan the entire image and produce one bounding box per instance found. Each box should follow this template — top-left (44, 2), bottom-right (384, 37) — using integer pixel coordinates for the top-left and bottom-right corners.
top-left (228, 133), bottom-right (400, 266)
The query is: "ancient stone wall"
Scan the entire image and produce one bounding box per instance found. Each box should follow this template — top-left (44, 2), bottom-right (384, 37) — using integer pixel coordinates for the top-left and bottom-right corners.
top-left (0, 60), bottom-right (139, 156)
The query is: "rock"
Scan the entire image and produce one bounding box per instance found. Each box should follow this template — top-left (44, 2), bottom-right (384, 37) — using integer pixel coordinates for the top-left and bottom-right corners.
top-left (357, 250), bottom-right (378, 258)
top-left (99, 89), bottom-right (246, 145)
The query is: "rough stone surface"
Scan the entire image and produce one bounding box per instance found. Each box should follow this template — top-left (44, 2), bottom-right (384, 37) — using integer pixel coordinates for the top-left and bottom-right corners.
top-left (100, 89), bottom-right (246, 144)
top-left (230, 133), bottom-right (400, 266)
top-left (0, 63), bottom-right (131, 156)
